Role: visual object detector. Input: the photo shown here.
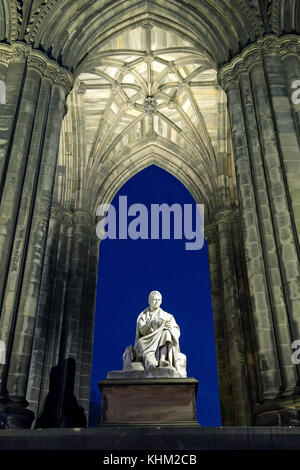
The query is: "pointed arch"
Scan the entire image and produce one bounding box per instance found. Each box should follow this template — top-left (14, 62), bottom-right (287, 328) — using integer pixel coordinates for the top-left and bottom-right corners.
top-left (91, 143), bottom-right (214, 224)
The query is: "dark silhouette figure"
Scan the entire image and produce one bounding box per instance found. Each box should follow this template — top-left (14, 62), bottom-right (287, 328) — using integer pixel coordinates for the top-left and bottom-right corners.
top-left (37, 358), bottom-right (87, 428)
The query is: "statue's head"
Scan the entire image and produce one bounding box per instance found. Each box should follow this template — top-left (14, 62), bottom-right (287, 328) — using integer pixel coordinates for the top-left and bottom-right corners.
top-left (148, 290), bottom-right (162, 309)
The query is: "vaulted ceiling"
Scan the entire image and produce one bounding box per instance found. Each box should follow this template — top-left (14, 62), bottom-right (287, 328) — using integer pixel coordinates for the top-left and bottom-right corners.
top-left (54, 24), bottom-right (235, 219)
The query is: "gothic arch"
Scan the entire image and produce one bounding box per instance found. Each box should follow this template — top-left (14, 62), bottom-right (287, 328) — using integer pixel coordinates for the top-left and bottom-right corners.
top-left (0, 1), bottom-right (299, 431)
top-left (92, 145), bottom-right (210, 219)
top-left (22, 0), bottom-right (262, 70)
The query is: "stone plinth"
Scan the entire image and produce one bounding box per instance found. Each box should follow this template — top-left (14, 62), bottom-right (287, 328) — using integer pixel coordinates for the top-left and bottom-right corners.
top-left (106, 364), bottom-right (183, 379)
top-left (98, 378), bottom-right (199, 426)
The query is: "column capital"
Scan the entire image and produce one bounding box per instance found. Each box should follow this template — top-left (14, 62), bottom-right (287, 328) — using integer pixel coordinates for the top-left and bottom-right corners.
top-left (50, 206), bottom-right (75, 228)
top-left (28, 51), bottom-right (73, 93)
top-left (72, 210), bottom-right (93, 226)
top-left (0, 48), bottom-right (11, 66)
top-left (243, 44), bottom-right (263, 69)
top-left (259, 35), bottom-right (279, 56)
top-left (214, 206), bottom-right (240, 225)
top-left (11, 44), bottom-right (29, 63)
top-left (50, 205), bottom-right (65, 223)
top-left (218, 56), bottom-right (245, 90)
top-left (204, 207), bottom-right (240, 239)
top-left (0, 43), bottom-right (74, 93)
top-left (278, 35), bottom-right (300, 58)
top-left (204, 222), bottom-right (217, 242)
top-left (218, 34), bottom-right (300, 89)
top-left (62, 210), bottom-right (73, 228)
top-left (0, 43), bottom-right (28, 65)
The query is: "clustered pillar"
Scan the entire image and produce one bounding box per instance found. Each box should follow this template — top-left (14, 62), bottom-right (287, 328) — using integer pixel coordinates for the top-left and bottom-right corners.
top-left (26, 207), bottom-right (99, 428)
top-left (206, 207), bottom-right (256, 425)
top-left (219, 34), bottom-right (300, 425)
top-left (0, 43), bottom-right (73, 428)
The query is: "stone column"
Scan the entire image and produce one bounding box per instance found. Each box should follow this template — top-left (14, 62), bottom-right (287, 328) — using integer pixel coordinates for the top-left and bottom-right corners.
top-left (205, 223), bottom-right (235, 425)
top-left (216, 208), bottom-right (252, 425)
top-left (56, 210), bottom-right (92, 427)
top-left (0, 43), bottom-right (73, 429)
top-left (77, 230), bottom-right (99, 418)
top-left (0, 45), bottom-right (26, 193)
top-left (278, 36), bottom-right (300, 139)
top-left (26, 207), bottom-right (69, 426)
top-left (27, 208), bottom-right (97, 428)
top-left (219, 34), bottom-right (300, 425)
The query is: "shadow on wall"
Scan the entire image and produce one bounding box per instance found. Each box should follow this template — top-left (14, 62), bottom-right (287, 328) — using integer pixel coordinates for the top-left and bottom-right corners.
top-left (36, 357), bottom-right (87, 428)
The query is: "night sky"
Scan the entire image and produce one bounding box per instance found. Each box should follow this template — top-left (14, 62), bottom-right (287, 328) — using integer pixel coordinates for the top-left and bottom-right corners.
top-left (90, 165), bottom-right (221, 426)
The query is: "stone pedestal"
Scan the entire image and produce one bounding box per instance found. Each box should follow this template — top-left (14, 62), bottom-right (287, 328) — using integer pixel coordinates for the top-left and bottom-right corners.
top-left (98, 378), bottom-right (199, 426)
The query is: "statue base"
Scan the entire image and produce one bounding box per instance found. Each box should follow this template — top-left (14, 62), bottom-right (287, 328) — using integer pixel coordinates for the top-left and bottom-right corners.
top-left (98, 378), bottom-right (199, 426)
top-left (106, 364), bottom-right (184, 379)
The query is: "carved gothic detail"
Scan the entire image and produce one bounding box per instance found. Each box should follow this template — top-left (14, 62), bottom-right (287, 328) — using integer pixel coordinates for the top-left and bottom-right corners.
top-left (61, 211), bottom-right (73, 228)
top-left (25, 0), bottom-right (59, 45)
top-left (261, 36), bottom-right (279, 56)
top-left (218, 70), bottom-right (235, 91)
top-left (9, 0), bottom-right (23, 42)
top-left (76, 81), bottom-right (87, 95)
top-left (244, 50), bottom-right (262, 69)
top-left (55, 71), bottom-right (74, 94)
top-left (167, 61), bottom-right (176, 73)
top-left (73, 210), bottom-right (93, 226)
top-left (27, 55), bottom-right (47, 75)
top-left (218, 34), bottom-right (298, 88)
top-left (279, 36), bottom-right (300, 57)
top-left (144, 54), bottom-right (154, 64)
top-left (268, 0), bottom-right (280, 35)
top-left (142, 21), bottom-right (153, 30)
top-left (0, 50), bottom-right (11, 66)
top-left (235, 0), bottom-right (264, 38)
top-left (0, 116), bottom-right (14, 130)
top-left (214, 207), bottom-right (240, 225)
top-left (144, 96), bottom-right (157, 116)
top-left (43, 64), bottom-right (58, 82)
top-left (50, 205), bottom-right (64, 222)
top-left (11, 44), bottom-right (28, 63)
top-left (0, 44), bottom-right (73, 92)
top-left (204, 222), bottom-right (218, 241)
top-left (233, 63), bottom-right (247, 78)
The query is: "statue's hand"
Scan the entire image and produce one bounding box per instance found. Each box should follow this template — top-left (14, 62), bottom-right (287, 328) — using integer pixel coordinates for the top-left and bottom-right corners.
top-left (151, 318), bottom-right (163, 329)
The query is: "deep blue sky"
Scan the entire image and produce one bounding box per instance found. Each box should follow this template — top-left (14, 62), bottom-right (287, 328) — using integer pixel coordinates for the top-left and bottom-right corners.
top-left (90, 165), bottom-right (221, 426)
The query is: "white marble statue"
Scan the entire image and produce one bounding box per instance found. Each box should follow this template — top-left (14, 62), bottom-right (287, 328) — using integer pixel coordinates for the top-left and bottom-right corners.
top-left (134, 291), bottom-right (187, 378)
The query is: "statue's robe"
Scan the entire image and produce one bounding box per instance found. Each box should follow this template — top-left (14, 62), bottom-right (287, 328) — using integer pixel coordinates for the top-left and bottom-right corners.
top-left (134, 307), bottom-right (187, 377)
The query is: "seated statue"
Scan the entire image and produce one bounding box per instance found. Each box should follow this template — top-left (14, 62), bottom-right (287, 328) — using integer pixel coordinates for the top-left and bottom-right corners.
top-left (134, 290), bottom-right (187, 377)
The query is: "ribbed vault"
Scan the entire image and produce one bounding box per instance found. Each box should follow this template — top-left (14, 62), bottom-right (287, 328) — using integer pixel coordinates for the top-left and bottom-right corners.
top-left (54, 24), bottom-right (236, 224)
